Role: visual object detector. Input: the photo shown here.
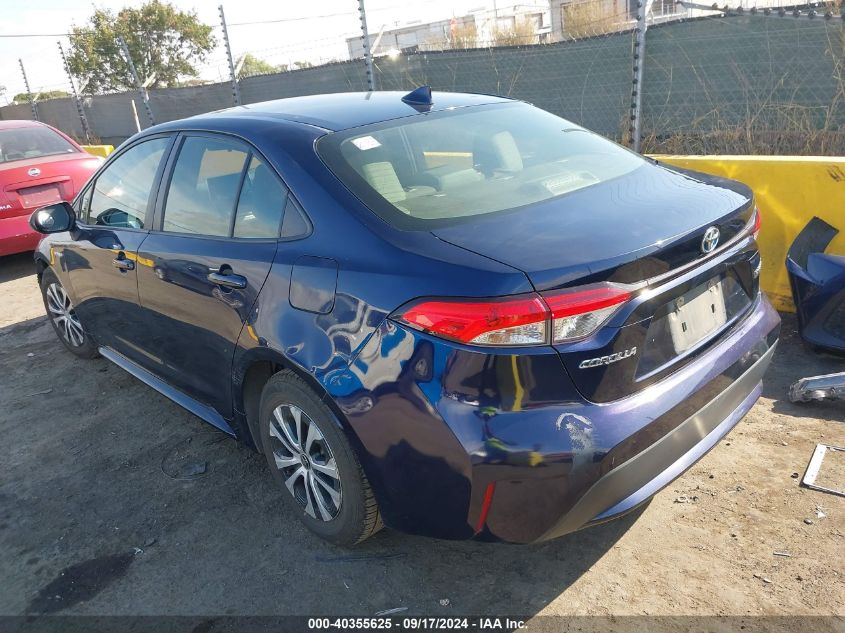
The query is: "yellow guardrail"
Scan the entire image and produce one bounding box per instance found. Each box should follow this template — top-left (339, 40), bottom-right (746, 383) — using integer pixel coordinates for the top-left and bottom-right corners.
top-left (652, 155), bottom-right (845, 313)
top-left (81, 144), bottom-right (114, 158)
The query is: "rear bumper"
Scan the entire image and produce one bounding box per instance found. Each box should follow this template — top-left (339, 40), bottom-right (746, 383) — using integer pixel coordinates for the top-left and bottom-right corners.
top-left (479, 295), bottom-right (780, 543)
top-left (0, 212), bottom-right (40, 256)
top-left (541, 338), bottom-right (775, 540)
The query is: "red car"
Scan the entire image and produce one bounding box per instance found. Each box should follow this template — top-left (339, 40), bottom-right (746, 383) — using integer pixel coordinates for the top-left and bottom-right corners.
top-left (0, 120), bottom-right (101, 256)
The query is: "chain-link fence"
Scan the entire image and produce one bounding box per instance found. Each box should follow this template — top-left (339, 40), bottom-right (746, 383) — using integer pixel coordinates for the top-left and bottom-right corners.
top-left (1, 2), bottom-right (843, 154)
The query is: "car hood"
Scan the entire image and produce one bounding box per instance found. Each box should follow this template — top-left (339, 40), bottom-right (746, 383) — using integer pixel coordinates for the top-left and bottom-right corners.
top-left (430, 162), bottom-right (754, 291)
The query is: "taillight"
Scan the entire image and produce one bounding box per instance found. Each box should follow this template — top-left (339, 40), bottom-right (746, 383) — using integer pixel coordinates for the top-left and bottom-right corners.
top-left (392, 283), bottom-right (632, 347)
top-left (393, 294), bottom-right (548, 346)
top-left (750, 206), bottom-right (762, 240)
top-left (543, 284), bottom-right (632, 343)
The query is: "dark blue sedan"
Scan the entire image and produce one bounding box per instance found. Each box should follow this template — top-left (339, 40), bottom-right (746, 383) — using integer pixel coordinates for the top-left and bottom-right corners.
top-left (29, 89), bottom-right (780, 545)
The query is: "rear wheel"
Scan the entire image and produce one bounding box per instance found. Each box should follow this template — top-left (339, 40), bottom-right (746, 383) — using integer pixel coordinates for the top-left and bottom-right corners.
top-left (40, 269), bottom-right (98, 359)
top-left (258, 371), bottom-right (382, 546)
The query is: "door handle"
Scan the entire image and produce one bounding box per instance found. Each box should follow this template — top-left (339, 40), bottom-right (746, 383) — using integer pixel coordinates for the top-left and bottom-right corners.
top-left (208, 271), bottom-right (247, 289)
top-left (112, 254), bottom-right (135, 271)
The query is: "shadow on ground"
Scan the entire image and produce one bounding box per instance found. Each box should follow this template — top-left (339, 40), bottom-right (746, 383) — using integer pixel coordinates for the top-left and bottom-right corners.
top-left (0, 252), bottom-right (37, 284)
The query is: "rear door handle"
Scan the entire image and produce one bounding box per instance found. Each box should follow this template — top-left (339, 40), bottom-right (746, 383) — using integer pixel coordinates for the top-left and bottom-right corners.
top-left (112, 253), bottom-right (135, 271)
top-left (208, 271), bottom-right (247, 289)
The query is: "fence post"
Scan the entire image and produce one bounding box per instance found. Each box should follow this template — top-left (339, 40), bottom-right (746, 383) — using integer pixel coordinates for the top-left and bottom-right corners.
top-left (358, 0), bottom-right (376, 91)
top-left (117, 36), bottom-right (156, 127)
top-left (57, 42), bottom-right (92, 144)
top-left (631, 0), bottom-right (653, 153)
top-left (219, 5), bottom-right (241, 106)
top-left (18, 59), bottom-right (38, 121)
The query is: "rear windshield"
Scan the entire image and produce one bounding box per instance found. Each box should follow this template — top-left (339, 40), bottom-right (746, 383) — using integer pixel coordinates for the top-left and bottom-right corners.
top-left (0, 126), bottom-right (78, 164)
top-left (317, 101), bottom-right (645, 229)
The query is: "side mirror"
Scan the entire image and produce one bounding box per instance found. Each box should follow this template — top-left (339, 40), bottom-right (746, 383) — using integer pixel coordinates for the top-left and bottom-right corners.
top-left (29, 202), bottom-right (76, 234)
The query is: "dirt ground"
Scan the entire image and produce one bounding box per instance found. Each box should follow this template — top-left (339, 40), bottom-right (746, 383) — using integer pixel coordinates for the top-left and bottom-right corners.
top-left (0, 250), bottom-right (843, 623)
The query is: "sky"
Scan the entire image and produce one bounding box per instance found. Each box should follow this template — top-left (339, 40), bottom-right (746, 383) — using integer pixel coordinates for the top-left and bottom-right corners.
top-left (0, 0), bottom-right (500, 104)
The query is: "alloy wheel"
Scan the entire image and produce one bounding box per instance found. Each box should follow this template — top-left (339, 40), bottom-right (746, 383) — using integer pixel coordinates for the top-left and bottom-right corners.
top-left (46, 282), bottom-right (85, 347)
top-left (268, 403), bottom-right (342, 521)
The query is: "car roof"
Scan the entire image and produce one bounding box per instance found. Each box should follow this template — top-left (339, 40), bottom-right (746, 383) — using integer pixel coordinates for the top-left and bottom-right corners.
top-left (0, 119), bottom-right (45, 130)
top-left (172, 91), bottom-right (515, 133)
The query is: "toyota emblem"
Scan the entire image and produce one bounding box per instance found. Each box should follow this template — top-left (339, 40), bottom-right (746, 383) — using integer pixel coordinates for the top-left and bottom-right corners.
top-left (701, 226), bottom-right (720, 254)
top-left (27, 167), bottom-right (41, 177)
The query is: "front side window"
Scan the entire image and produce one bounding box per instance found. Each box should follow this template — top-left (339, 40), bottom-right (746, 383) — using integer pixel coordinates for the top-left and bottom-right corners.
top-left (162, 137), bottom-right (249, 237)
top-left (0, 126), bottom-right (78, 164)
top-left (317, 102), bottom-right (646, 229)
top-left (88, 137), bottom-right (169, 228)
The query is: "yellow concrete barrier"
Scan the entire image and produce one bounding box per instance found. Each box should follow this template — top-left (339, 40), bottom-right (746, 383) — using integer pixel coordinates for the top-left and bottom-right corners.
top-left (81, 144), bottom-right (114, 158)
top-left (651, 155), bottom-right (845, 313)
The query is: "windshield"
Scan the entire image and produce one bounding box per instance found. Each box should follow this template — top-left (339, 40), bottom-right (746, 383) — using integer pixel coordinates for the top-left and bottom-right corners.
top-left (0, 126), bottom-right (78, 164)
top-left (317, 102), bottom-right (646, 229)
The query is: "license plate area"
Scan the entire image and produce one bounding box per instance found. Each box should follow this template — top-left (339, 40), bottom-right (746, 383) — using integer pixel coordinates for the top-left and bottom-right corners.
top-left (637, 273), bottom-right (752, 377)
top-left (668, 278), bottom-right (728, 353)
top-left (19, 184), bottom-right (62, 208)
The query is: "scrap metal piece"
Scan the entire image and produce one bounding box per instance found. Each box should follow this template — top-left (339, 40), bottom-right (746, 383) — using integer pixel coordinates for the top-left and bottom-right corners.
top-left (789, 371), bottom-right (845, 402)
top-left (801, 444), bottom-right (845, 498)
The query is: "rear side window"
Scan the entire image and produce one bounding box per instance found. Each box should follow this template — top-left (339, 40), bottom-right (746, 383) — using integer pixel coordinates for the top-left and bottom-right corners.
top-left (233, 156), bottom-right (288, 238)
top-left (163, 137), bottom-right (249, 237)
top-left (87, 137), bottom-right (169, 228)
top-left (0, 126), bottom-right (78, 164)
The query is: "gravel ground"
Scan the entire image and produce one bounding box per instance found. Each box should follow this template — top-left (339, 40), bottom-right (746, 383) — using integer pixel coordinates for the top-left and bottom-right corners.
top-left (0, 251), bottom-right (843, 622)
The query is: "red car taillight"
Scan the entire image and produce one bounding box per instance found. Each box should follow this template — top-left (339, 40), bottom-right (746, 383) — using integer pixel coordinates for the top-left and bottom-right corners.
top-left (392, 283), bottom-right (632, 347)
top-left (394, 294), bottom-right (548, 346)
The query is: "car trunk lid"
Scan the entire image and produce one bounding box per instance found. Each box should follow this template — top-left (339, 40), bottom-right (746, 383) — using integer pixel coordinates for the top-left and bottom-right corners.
top-left (431, 163), bottom-right (754, 290)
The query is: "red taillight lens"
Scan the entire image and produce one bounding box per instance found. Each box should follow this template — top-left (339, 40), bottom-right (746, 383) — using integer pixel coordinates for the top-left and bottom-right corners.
top-left (750, 206), bottom-right (762, 240)
top-left (392, 283), bottom-right (633, 347)
top-left (393, 294), bottom-right (548, 346)
top-left (542, 283), bottom-right (631, 343)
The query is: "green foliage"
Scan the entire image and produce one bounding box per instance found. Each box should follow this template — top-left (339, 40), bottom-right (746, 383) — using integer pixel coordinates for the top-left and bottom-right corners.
top-left (238, 54), bottom-right (278, 78)
top-left (67, 0), bottom-right (215, 93)
top-left (13, 90), bottom-right (69, 103)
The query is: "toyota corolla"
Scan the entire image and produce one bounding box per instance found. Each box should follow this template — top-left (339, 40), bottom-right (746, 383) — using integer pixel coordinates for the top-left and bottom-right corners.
top-left (29, 89), bottom-right (780, 545)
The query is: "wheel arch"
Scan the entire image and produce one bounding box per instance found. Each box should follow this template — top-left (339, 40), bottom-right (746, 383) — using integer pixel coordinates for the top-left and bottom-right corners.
top-left (234, 347), bottom-right (361, 457)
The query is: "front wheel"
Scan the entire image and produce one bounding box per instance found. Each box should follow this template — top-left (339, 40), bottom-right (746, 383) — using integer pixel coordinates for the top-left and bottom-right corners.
top-left (258, 371), bottom-right (382, 546)
top-left (40, 269), bottom-right (99, 359)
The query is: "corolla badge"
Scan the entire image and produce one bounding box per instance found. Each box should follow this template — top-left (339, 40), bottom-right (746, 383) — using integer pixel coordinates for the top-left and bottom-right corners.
top-left (578, 347), bottom-right (637, 369)
top-left (27, 167), bottom-right (41, 177)
top-left (701, 226), bottom-right (720, 254)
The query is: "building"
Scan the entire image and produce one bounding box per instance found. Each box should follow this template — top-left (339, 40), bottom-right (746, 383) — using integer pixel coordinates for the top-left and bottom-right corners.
top-left (345, 3), bottom-right (552, 58)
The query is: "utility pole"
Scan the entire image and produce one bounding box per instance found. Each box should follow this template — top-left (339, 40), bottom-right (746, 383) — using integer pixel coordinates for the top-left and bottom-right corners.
top-left (18, 59), bottom-right (38, 121)
top-left (219, 5), bottom-right (241, 106)
top-left (630, 0), bottom-right (654, 153)
top-left (117, 36), bottom-right (155, 127)
top-left (57, 42), bottom-right (91, 143)
top-left (358, 0), bottom-right (375, 91)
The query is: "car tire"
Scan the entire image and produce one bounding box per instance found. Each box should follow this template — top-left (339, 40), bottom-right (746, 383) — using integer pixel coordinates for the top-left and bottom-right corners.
top-left (258, 370), bottom-right (382, 546)
top-left (40, 269), bottom-right (99, 359)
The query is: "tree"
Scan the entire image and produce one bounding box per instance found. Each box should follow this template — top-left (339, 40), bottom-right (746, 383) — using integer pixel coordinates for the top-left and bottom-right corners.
top-left (13, 90), bottom-right (69, 103)
top-left (237, 54), bottom-right (278, 78)
top-left (67, 0), bottom-right (215, 93)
